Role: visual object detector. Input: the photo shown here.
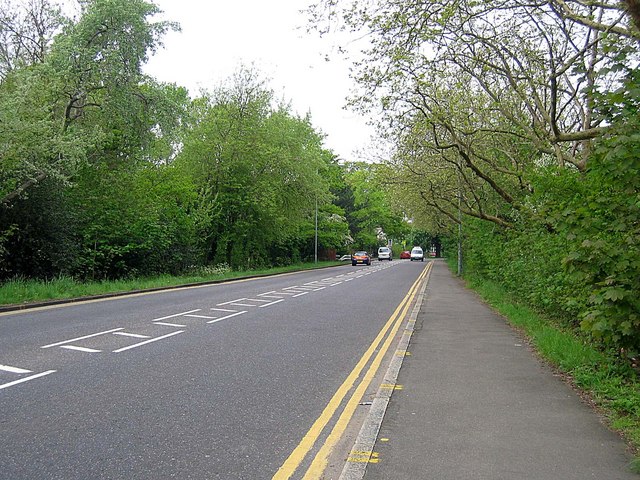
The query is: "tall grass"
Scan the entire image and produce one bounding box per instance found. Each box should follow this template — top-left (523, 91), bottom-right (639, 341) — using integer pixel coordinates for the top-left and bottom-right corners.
top-left (0, 261), bottom-right (341, 306)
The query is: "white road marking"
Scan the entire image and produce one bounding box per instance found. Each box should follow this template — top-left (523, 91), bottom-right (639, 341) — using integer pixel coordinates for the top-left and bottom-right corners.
top-left (259, 299), bottom-right (284, 308)
top-left (113, 330), bottom-right (184, 353)
top-left (256, 295), bottom-right (285, 299)
top-left (60, 345), bottom-right (101, 353)
top-left (207, 311), bottom-right (247, 324)
top-left (245, 298), bottom-right (273, 303)
top-left (153, 321), bottom-right (186, 327)
top-left (329, 282), bottom-right (343, 286)
top-left (293, 292), bottom-right (308, 298)
top-left (217, 298), bottom-right (247, 306)
top-left (210, 308), bottom-right (237, 312)
top-left (152, 309), bottom-right (201, 322)
top-left (344, 278), bottom-right (354, 282)
top-left (112, 332), bottom-right (150, 339)
top-left (0, 370), bottom-right (56, 391)
top-left (184, 314), bottom-right (217, 319)
top-left (0, 365), bottom-right (32, 374)
top-left (42, 328), bottom-right (124, 349)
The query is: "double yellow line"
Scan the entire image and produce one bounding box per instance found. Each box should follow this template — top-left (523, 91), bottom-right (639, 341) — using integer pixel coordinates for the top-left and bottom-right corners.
top-left (273, 262), bottom-right (432, 479)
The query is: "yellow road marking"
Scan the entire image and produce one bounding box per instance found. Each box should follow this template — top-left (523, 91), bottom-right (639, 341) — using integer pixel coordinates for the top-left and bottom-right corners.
top-left (347, 451), bottom-right (380, 463)
top-left (272, 263), bottom-right (430, 479)
top-left (273, 262), bottom-right (431, 480)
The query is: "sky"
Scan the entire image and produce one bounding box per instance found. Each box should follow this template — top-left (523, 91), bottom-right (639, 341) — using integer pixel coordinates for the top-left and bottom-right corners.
top-left (142, 0), bottom-right (374, 160)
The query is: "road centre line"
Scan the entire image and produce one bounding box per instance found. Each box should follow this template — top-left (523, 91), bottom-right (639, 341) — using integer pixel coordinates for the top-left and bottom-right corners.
top-left (113, 330), bottom-right (184, 353)
top-left (273, 262), bottom-right (431, 479)
top-left (259, 299), bottom-right (284, 308)
top-left (152, 309), bottom-right (201, 322)
top-left (207, 311), bottom-right (247, 324)
top-left (42, 328), bottom-right (125, 349)
top-left (0, 370), bottom-right (56, 391)
top-left (153, 321), bottom-right (186, 328)
top-left (60, 345), bottom-right (101, 353)
top-left (0, 365), bottom-right (32, 374)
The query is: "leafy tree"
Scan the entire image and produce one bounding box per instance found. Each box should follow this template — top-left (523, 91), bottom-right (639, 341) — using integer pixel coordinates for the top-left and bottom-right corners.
top-left (176, 69), bottom-right (333, 269)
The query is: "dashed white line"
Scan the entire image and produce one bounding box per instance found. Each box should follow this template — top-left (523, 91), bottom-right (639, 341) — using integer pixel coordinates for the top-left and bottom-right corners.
top-left (293, 292), bottom-right (308, 298)
top-left (113, 330), bottom-right (184, 353)
top-left (207, 311), bottom-right (247, 324)
top-left (259, 299), bottom-right (284, 308)
top-left (152, 309), bottom-right (201, 322)
top-left (217, 298), bottom-right (247, 306)
top-left (60, 345), bottom-right (101, 353)
top-left (0, 370), bottom-right (56, 391)
top-left (113, 332), bottom-right (150, 339)
top-left (0, 365), bottom-right (32, 374)
top-left (42, 328), bottom-right (125, 349)
top-left (154, 321), bottom-right (187, 327)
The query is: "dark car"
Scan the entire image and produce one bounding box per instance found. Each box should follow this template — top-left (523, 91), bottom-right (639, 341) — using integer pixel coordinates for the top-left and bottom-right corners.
top-left (400, 250), bottom-right (411, 259)
top-left (351, 251), bottom-right (371, 266)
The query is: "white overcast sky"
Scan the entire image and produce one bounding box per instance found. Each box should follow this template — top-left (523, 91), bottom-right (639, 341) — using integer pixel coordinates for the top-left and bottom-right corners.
top-left (142, 0), bottom-right (374, 160)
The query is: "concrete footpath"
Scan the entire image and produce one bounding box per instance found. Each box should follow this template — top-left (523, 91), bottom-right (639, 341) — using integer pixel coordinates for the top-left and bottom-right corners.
top-left (361, 260), bottom-right (637, 479)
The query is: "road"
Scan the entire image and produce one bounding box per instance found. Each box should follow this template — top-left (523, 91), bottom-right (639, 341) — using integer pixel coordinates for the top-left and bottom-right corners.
top-left (0, 260), bottom-right (430, 479)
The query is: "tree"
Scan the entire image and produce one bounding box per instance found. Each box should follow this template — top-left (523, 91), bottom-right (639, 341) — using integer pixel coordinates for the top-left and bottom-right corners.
top-left (176, 68), bottom-right (333, 268)
top-left (0, 0), bottom-right (179, 206)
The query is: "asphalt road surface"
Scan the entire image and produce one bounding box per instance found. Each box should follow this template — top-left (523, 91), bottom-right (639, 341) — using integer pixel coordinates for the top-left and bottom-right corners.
top-left (0, 260), bottom-right (428, 479)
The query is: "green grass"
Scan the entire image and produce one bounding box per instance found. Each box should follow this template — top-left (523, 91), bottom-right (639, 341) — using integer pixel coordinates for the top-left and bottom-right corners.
top-left (448, 258), bottom-right (640, 471)
top-left (0, 261), bottom-right (342, 306)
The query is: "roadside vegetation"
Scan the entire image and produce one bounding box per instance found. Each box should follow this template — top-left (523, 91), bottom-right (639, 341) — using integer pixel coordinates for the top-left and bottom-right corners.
top-left (0, 261), bottom-right (341, 306)
top-left (0, 0), bottom-right (408, 287)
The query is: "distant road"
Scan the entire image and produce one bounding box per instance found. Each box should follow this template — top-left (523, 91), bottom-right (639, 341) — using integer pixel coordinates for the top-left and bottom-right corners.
top-left (0, 260), bottom-right (429, 479)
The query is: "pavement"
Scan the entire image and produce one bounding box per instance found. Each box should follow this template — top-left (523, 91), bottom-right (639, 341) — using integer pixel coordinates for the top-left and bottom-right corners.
top-left (344, 259), bottom-right (638, 480)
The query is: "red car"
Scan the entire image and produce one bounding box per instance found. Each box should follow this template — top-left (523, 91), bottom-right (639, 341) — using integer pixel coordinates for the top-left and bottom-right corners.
top-left (351, 251), bottom-right (371, 266)
top-left (400, 251), bottom-right (411, 259)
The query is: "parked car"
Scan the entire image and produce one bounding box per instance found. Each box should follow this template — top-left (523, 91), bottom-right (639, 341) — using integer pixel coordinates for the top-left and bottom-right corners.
top-left (400, 250), bottom-right (411, 259)
top-left (338, 254), bottom-right (352, 261)
top-left (410, 246), bottom-right (424, 262)
top-left (351, 251), bottom-right (371, 266)
top-left (377, 246), bottom-right (392, 261)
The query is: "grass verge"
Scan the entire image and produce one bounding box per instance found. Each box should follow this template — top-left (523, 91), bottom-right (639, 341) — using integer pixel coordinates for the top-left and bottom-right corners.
top-left (0, 261), bottom-right (342, 306)
top-left (447, 259), bottom-right (640, 472)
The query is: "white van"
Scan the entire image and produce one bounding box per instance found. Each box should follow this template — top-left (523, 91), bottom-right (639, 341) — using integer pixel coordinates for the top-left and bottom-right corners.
top-left (410, 246), bottom-right (424, 262)
top-left (377, 246), bottom-right (392, 261)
